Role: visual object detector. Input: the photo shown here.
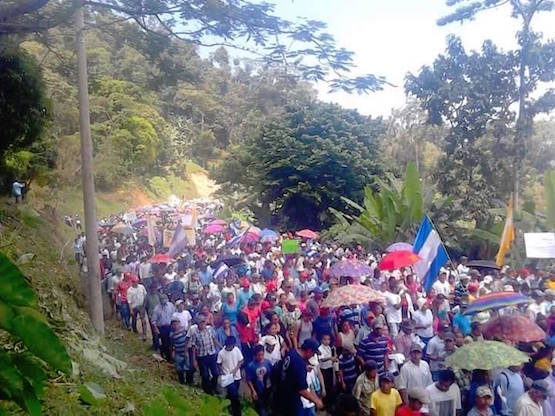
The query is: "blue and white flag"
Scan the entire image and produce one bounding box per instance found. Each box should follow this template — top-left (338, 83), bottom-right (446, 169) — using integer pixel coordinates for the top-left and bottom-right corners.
top-left (168, 223), bottom-right (188, 258)
top-left (413, 217), bottom-right (449, 293)
top-left (214, 262), bottom-right (229, 281)
top-left (227, 226), bottom-right (250, 247)
top-left (229, 219), bottom-right (242, 237)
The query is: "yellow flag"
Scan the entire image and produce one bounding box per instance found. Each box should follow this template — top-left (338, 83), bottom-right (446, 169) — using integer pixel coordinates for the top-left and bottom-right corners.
top-left (495, 195), bottom-right (515, 267)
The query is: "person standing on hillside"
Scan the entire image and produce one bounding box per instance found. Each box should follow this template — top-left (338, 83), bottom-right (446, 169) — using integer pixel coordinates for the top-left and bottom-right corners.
top-left (151, 294), bottom-right (175, 361)
top-left (11, 180), bottom-right (25, 203)
top-left (127, 277), bottom-right (147, 340)
top-left (192, 315), bottom-right (220, 394)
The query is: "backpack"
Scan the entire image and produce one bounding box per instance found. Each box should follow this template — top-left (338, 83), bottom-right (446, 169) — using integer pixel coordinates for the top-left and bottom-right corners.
top-left (493, 371), bottom-right (510, 415)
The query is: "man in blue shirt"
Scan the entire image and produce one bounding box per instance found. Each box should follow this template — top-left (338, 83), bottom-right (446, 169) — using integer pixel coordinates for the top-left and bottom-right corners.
top-left (246, 344), bottom-right (272, 416)
top-left (273, 339), bottom-right (324, 415)
top-left (198, 263), bottom-right (213, 286)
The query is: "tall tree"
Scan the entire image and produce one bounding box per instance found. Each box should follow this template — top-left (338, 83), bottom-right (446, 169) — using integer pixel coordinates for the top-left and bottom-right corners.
top-left (214, 102), bottom-right (384, 230)
top-left (438, 0), bottom-right (555, 208)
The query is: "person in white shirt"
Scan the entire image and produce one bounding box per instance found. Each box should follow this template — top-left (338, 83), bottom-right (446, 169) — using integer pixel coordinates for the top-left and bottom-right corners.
top-left (426, 369), bottom-right (462, 416)
top-left (172, 300), bottom-right (192, 331)
top-left (432, 272), bottom-right (451, 297)
top-left (384, 279), bottom-right (403, 337)
top-left (163, 264), bottom-right (177, 284)
top-left (398, 343), bottom-right (433, 403)
top-left (413, 298), bottom-right (434, 344)
top-left (138, 257), bottom-right (152, 281)
top-left (217, 336), bottom-right (244, 416)
top-left (514, 379), bottom-right (549, 416)
top-left (127, 279), bottom-right (147, 339)
top-left (456, 257), bottom-right (469, 276)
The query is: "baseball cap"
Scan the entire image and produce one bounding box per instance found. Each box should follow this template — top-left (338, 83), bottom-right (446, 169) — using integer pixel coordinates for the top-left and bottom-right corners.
top-left (159, 294), bottom-right (169, 302)
top-left (308, 355), bottom-right (319, 367)
top-left (408, 387), bottom-right (431, 404)
top-left (240, 278), bottom-right (250, 288)
top-left (476, 385), bottom-right (493, 398)
top-left (530, 379), bottom-right (550, 395)
top-left (175, 299), bottom-right (184, 306)
top-left (373, 320), bottom-right (385, 329)
top-left (410, 343), bottom-right (423, 352)
top-left (379, 373), bottom-right (394, 383)
top-left (300, 338), bottom-right (320, 354)
top-left (263, 336), bottom-right (278, 346)
top-left (171, 317), bottom-right (180, 323)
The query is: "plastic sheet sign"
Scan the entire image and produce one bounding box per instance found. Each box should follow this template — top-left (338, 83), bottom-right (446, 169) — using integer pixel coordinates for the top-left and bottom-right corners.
top-left (524, 233), bottom-right (555, 259)
top-left (281, 239), bottom-right (299, 254)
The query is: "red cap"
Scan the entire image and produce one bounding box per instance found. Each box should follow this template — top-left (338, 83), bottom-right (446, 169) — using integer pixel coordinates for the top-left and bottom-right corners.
top-left (240, 278), bottom-right (250, 288)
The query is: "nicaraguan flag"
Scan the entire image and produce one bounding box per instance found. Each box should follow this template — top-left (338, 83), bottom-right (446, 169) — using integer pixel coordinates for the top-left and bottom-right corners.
top-left (214, 263), bottom-right (229, 280)
top-left (168, 223), bottom-right (188, 257)
top-left (412, 217), bottom-right (449, 293)
top-left (227, 226), bottom-right (250, 247)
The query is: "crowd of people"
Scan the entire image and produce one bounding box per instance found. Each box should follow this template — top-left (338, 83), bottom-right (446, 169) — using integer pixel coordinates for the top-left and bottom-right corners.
top-left (73, 201), bottom-right (555, 416)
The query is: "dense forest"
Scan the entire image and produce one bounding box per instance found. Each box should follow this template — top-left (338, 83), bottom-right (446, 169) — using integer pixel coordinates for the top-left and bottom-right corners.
top-left (1, 7), bottom-right (554, 258)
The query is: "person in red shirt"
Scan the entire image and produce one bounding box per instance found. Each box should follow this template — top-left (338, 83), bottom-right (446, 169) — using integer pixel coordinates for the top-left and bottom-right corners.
top-left (116, 273), bottom-right (133, 330)
top-left (239, 296), bottom-right (261, 366)
top-left (395, 387), bottom-right (430, 416)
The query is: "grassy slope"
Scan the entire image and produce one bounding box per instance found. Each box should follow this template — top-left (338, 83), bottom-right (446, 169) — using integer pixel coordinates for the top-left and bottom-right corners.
top-left (0, 169), bottom-right (244, 415)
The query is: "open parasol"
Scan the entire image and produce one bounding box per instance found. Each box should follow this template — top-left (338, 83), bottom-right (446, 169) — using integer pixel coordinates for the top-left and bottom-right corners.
top-left (148, 253), bottom-right (173, 264)
top-left (378, 250), bottom-right (421, 271)
top-left (445, 340), bottom-right (530, 370)
top-left (296, 229), bottom-right (318, 240)
top-left (260, 228), bottom-right (278, 242)
top-left (203, 224), bottom-right (225, 234)
top-left (330, 259), bottom-right (372, 278)
top-left (111, 223), bottom-right (134, 235)
top-left (207, 219), bottom-right (227, 226)
top-left (321, 284), bottom-right (385, 308)
top-left (483, 315), bottom-right (545, 343)
top-left (466, 260), bottom-right (501, 270)
top-left (463, 292), bottom-right (532, 315)
top-left (386, 242), bottom-right (413, 252)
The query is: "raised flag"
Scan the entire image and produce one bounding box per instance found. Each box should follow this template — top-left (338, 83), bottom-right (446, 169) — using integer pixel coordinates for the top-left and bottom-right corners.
top-left (214, 262), bottom-right (230, 280)
top-left (496, 195), bottom-right (515, 267)
top-left (227, 226), bottom-right (250, 247)
top-left (169, 223), bottom-right (188, 257)
top-left (413, 216), bottom-right (449, 293)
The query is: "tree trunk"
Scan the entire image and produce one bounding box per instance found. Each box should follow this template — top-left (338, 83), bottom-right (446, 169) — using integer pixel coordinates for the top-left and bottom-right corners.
top-left (75, 5), bottom-right (104, 335)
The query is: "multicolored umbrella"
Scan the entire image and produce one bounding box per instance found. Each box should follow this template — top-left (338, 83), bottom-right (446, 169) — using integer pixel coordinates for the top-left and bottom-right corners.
top-left (260, 228), bottom-right (278, 242)
top-left (148, 253), bottom-right (173, 264)
top-left (386, 242), bottom-right (413, 252)
top-left (111, 223), bottom-right (134, 235)
top-left (463, 292), bottom-right (532, 316)
top-left (296, 229), bottom-right (318, 240)
top-left (330, 259), bottom-right (372, 278)
top-left (445, 340), bottom-right (530, 370)
top-left (378, 250), bottom-right (421, 271)
top-left (242, 231), bottom-right (260, 243)
top-left (321, 284), bottom-right (385, 308)
top-left (483, 315), bottom-right (545, 343)
top-left (203, 224), bottom-right (225, 234)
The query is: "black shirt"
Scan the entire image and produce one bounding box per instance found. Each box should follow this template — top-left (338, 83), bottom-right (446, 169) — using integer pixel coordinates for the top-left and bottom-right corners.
top-left (273, 349), bottom-right (308, 416)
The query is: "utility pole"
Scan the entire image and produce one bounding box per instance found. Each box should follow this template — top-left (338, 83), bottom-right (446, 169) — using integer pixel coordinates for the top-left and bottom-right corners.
top-left (75, 5), bottom-right (104, 335)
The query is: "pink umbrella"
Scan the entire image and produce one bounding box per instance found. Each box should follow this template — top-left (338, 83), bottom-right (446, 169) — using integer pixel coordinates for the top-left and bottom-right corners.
top-left (203, 224), bottom-right (225, 234)
top-left (296, 229), bottom-right (318, 240)
top-left (208, 219), bottom-right (227, 226)
top-left (242, 231), bottom-right (260, 243)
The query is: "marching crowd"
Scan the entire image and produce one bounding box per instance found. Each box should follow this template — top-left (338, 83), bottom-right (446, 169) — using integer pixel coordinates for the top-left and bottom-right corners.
top-left (72, 202), bottom-right (555, 416)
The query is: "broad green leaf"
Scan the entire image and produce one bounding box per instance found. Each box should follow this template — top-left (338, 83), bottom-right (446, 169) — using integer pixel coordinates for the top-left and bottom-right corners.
top-left (0, 252), bottom-right (37, 308)
top-left (79, 382), bottom-right (106, 406)
top-left (13, 355), bottom-right (46, 397)
top-left (10, 306), bottom-right (72, 374)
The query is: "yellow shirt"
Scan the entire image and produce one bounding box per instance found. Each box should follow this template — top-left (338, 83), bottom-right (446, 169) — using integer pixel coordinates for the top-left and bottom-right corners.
top-left (370, 388), bottom-right (403, 416)
top-left (548, 280), bottom-right (555, 290)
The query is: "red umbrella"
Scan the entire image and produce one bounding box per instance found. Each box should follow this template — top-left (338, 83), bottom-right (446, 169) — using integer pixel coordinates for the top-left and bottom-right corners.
top-left (379, 250), bottom-right (421, 271)
top-left (483, 315), bottom-right (545, 343)
top-left (296, 229), bottom-right (318, 239)
top-left (149, 253), bottom-right (173, 264)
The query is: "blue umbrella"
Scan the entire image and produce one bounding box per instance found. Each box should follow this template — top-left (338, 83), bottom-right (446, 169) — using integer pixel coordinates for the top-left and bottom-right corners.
top-left (259, 228), bottom-right (278, 242)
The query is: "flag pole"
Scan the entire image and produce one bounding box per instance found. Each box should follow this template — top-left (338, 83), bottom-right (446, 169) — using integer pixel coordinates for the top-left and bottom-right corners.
top-left (425, 215), bottom-right (460, 280)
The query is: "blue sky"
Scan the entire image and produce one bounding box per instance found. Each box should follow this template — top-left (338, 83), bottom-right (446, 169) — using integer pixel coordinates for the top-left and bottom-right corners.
top-left (207, 0), bottom-right (555, 118)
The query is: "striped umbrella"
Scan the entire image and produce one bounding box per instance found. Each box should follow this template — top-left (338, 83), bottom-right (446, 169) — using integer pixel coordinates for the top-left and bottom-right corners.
top-left (321, 284), bottom-right (385, 308)
top-left (463, 292), bottom-right (532, 315)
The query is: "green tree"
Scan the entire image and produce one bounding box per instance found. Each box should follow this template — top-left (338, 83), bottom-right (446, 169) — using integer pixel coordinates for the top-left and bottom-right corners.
top-left (214, 102), bottom-right (384, 230)
top-left (438, 0), bottom-right (555, 207)
top-left (0, 46), bottom-right (50, 168)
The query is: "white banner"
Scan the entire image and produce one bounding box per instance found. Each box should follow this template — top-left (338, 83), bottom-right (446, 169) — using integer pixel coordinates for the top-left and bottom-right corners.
top-left (524, 232), bottom-right (555, 259)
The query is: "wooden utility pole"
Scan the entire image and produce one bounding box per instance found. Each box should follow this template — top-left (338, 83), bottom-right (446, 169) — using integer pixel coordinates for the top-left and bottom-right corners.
top-left (75, 5), bottom-right (104, 335)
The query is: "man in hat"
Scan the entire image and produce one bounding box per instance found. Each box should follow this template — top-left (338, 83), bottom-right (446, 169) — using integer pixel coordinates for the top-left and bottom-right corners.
top-left (514, 379), bottom-right (549, 416)
top-left (358, 319), bottom-right (389, 376)
top-left (353, 359), bottom-right (380, 416)
top-left (395, 387), bottom-right (431, 416)
top-left (273, 338), bottom-right (324, 415)
top-left (172, 299), bottom-right (192, 332)
top-left (394, 320), bottom-right (420, 358)
top-left (170, 317), bottom-right (188, 384)
top-left (398, 343), bottom-right (433, 404)
top-left (369, 373), bottom-right (402, 416)
top-left (151, 294), bottom-right (176, 361)
top-left (468, 385), bottom-right (494, 416)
